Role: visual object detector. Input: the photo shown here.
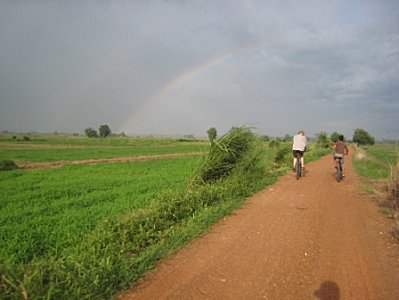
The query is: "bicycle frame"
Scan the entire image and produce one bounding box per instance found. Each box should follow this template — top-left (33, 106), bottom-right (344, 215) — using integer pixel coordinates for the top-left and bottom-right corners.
top-left (335, 157), bottom-right (343, 182)
top-left (295, 151), bottom-right (302, 180)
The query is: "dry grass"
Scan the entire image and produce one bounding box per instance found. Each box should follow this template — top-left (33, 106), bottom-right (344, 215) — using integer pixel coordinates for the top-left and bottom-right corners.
top-left (353, 146), bottom-right (399, 240)
top-left (388, 156), bottom-right (399, 215)
top-left (387, 155), bottom-right (399, 241)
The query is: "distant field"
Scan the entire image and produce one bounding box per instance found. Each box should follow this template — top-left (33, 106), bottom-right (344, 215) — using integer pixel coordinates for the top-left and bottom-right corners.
top-left (0, 134), bottom-right (209, 163)
top-left (353, 144), bottom-right (399, 179)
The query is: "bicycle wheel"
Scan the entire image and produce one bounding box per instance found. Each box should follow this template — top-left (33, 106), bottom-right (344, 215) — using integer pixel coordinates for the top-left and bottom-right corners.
top-left (296, 155), bottom-right (301, 180)
top-left (336, 161), bottom-right (342, 182)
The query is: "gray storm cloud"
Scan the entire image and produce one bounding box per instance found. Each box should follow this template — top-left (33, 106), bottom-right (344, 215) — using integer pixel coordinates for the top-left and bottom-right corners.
top-left (0, 0), bottom-right (398, 139)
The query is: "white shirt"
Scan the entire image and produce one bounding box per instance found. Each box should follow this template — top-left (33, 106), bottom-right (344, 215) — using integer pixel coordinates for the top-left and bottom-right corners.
top-left (292, 134), bottom-right (307, 151)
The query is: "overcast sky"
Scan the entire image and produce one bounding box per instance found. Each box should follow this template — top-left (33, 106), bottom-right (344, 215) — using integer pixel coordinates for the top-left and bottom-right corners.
top-left (0, 0), bottom-right (398, 139)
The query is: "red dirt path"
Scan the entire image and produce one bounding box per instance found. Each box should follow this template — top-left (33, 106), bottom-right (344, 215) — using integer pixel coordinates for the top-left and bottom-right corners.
top-left (118, 151), bottom-right (399, 299)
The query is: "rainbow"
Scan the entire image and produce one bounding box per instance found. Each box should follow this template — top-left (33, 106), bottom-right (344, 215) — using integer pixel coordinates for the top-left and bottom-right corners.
top-left (118, 41), bottom-right (267, 133)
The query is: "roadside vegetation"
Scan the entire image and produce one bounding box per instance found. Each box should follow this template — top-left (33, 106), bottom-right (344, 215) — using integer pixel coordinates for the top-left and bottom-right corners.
top-left (0, 159), bottom-right (18, 171)
top-left (0, 128), bottom-right (330, 299)
top-left (353, 144), bottom-right (399, 239)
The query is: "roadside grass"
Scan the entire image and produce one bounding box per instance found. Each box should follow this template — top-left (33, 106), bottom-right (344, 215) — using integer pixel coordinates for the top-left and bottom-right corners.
top-left (353, 144), bottom-right (399, 239)
top-left (0, 129), bottom-right (331, 299)
top-left (353, 144), bottom-right (398, 178)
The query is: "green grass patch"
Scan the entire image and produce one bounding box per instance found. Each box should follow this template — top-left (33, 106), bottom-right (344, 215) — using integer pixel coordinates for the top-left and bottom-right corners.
top-left (0, 143), bottom-right (207, 163)
top-left (353, 144), bottom-right (399, 179)
top-left (0, 157), bottom-right (200, 265)
top-left (353, 144), bottom-right (399, 242)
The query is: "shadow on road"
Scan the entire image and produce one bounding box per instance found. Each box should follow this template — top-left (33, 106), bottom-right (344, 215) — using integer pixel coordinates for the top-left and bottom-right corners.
top-left (314, 281), bottom-right (340, 300)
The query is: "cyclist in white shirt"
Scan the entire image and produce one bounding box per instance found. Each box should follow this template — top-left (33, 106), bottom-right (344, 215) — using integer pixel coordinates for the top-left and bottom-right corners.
top-left (292, 130), bottom-right (307, 171)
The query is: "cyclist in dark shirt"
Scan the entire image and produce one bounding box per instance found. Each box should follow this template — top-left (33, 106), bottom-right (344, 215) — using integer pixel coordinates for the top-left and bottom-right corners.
top-left (332, 135), bottom-right (349, 177)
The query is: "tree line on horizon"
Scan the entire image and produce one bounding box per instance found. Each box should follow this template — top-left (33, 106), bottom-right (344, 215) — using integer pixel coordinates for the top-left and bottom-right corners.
top-left (0, 125), bottom-right (380, 145)
top-left (206, 127), bottom-right (377, 146)
top-left (84, 124), bottom-right (112, 138)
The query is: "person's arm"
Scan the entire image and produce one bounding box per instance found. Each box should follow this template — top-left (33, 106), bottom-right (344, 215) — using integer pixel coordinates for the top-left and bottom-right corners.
top-left (345, 145), bottom-right (349, 155)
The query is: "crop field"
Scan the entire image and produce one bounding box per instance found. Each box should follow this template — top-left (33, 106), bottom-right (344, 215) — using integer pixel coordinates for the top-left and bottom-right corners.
top-left (1, 157), bottom-right (201, 264)
top-left (353, 144), bottom-right (399, 179)
top-left (0, 134), bottom-right (208, 163)
top-left (0, 136), bottom-right (206, 263)
top-left (0, 135), bottom-right (210, 298)
top-left (0, 131), bottom-right (331, 299)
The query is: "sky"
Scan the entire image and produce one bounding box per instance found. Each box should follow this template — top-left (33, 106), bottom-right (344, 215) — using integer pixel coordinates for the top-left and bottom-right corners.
top-left (0, 0), bottom-right (398, 140)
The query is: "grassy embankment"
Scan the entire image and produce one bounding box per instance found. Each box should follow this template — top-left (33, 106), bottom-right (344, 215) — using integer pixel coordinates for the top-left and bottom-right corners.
top-left (0, 130), bottom-right (329, 299)
top-left (352, 143), bottom-right (399, 236)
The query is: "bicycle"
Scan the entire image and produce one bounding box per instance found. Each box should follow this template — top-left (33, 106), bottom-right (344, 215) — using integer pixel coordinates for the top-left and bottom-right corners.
top-left (294, 150), bottom-right (303, 180)
top-left (334, 155), bottom-right (343, 182)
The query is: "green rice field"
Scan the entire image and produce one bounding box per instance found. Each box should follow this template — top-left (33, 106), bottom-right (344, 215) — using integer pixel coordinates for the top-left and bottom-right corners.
top-left (353, 144), bottom-right (399, 179)
top-left (0, 132), bottom-right (331, 299)
top-left (1, 135), bottom-right (208, 298)
top-left (1, 157), bottom-right (200, 265)
top-left (0, 134), bottom-right (208, 163)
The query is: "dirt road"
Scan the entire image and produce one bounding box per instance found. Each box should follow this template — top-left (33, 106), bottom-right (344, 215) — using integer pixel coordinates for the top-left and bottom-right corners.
top-left (119, 152), bottom-right (399, 299)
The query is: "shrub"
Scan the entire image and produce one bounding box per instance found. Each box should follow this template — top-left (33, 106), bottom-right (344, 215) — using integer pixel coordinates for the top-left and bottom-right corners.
top-left (269, 139), bottom-right (281, 148)
top-left (274, 147), bottom-right (291, 164)
top-left (0, 160), bottom-right (18, 171)
top-left (388, 156), bottom-right (399, 212)
top-left (194, 126), bottom-right (254, 184)
top-left (315, 131), bottom-right (330, 148)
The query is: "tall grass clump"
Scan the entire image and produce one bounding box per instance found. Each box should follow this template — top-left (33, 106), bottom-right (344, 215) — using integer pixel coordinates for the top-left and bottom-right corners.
top-left (353, 145), bottom-right (399, 239)
top-left (1, 127), bottom-right (276, 299)
top-left (193, 126), bottom-right (255, 184)
top-left (388, 154), bottom-right (399, 213)
top-left (0, 159), bottom-right (18, 171)
top-left (387, 153), bottom-right (399, 240)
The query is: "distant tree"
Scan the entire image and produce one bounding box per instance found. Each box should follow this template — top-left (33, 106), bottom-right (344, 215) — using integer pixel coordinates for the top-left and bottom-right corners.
top-left (269, 139), bottom-right (281, 148)
top-left (353, 128), bottom-right (375, 145)
top-left (183, 134), bottom-right (195, 140)
top-left (85, 127), bottom-right (98, 138)
top-left (330, 132), bottom-right (342, 143)
top-left (260, 135), bottom-right (270, 142)
top-left (315, 131), bottom-right (330, 148)
top-left (99, 124), bottom-right (111, 137)
top-left (207, 127), bottom-right (217, 143)
top-left (283, 134), bottom-right (292, 142)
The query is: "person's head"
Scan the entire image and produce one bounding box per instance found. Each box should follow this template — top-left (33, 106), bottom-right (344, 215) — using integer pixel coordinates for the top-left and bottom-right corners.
top-left (298, 130), bottom-right (305, 136)
top-left (339, 135), bottom-right (344, 141)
